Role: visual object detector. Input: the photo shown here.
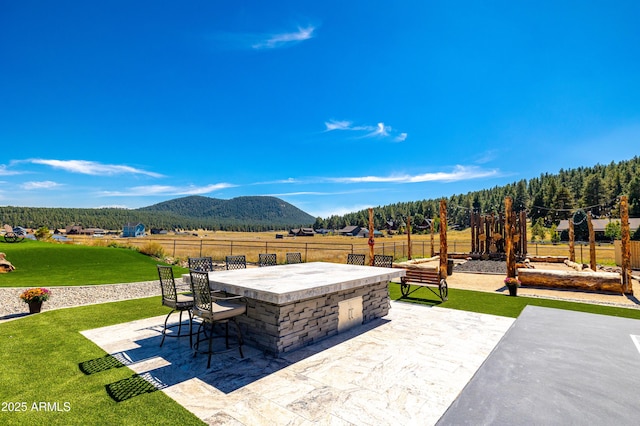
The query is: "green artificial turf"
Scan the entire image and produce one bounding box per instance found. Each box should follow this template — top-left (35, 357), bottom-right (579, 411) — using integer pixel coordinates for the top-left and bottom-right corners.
top-left (0, 297), bottom-right (204, 426)
top-left (0, 240), bottom-right (187, 287)
top-left (1, 241), bottom-right (638, 425)
top-left (389, 282), bottom-right (640, 320)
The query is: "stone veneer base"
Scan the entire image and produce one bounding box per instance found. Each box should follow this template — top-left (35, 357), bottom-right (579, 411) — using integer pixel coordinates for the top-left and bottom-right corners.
top-left (238, 281), bottom-right (390, 356)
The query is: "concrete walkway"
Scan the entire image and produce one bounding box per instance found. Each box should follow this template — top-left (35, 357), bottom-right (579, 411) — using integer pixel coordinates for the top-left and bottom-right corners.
top-left (81, 301), bottom-right (514, 425)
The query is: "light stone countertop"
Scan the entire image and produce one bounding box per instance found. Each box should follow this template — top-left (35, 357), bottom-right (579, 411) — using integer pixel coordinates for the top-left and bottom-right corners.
top-left (207, 262), bottom-right (405, 305)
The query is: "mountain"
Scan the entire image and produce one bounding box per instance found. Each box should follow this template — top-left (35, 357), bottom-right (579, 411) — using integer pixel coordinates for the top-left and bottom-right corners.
top-left (0, 196), bottom-right (316, 232)
top-left (138, 195), bottom-right (316, 226)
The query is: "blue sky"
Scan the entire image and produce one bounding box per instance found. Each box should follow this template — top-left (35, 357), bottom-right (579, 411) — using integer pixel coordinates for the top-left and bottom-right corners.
top-left (1, 1), bottom-right (639, 218)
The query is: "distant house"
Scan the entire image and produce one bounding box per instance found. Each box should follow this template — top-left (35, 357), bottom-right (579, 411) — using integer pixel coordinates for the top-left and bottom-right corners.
top-left (414, 218), bottom-right (434, 232)
top-left (122, 222), bottom-right (145, 238)
top-left (338, 225), bottom-right (362, 236)
top-left (359, 228), bottom-right (384, 238)
top-left (314, 228), bottom-right (333, 235)
top-left (150, 228), bottom-right (168, 235)
top-left (289, 228), bottom-right (316, 237)
top-left (66, 225), bottom-right (84, 235)
top-left (556, 218), bottom-right (640, 240)
top-left (65, 225), bottom-right (105, 236)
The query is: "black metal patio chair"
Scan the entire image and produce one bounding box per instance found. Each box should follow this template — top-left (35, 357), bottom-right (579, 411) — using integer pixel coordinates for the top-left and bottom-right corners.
top-left (225, 255), bottom-right (247, 270)
top-left (258, 253), bottom-right (277, 267)
top-left (188, 256), bottom-right (214, 272)
top-left (157, 265), bottom-right (194, 347)
top-left (346, 253), bottom-right (366, 266)
top-left (286, 252), bottom-right (303, 264)
top-left (189, 270), bottom-right (246, 368)
top-left (373, 254), bottom-right (394, 268)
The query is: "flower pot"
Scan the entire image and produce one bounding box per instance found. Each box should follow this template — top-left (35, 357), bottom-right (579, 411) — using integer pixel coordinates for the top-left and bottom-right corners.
top-left (28, 301), bottom-right (43, 314)
top-left (507, 284), bottom-right (518, 297)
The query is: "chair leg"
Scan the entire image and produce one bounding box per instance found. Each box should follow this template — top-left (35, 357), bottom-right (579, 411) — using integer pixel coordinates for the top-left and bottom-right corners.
top-left (160, 309), bottom-right (175, 347)
top-left (193, 321), bottom-right (205, 357)
top-left (207, 321), bottom-right (214, 369)
top-left (225, 322), bottom-right (229, 349)
top-left (188, 310), bottom-right (193, 348)
top-left (177, 310), bottom-right (183, 337)
top-left (232, 318), bottom-right (244, 359)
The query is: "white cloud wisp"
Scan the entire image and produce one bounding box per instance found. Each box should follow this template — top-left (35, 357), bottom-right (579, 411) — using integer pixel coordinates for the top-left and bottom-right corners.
top-left (28, 159), bottom-right (164, 178)
top-left (252, 26), bottom-right (315, 49)
top-left (324, 119), bottom-right (406, 141)
top-left (328, 165), bottom-right (499, 184)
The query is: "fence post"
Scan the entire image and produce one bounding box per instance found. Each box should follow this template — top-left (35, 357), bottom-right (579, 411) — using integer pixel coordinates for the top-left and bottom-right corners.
top-left (230, 241), bottom-right (233, 256)
top-left (305, 243), bottom-right (308, 262)
top-left (173, 240), bottom-right (176, 257)
top-left (579, 243), bottom-right (583, 264)
top-left (200, 239), bottom-right (203, 257)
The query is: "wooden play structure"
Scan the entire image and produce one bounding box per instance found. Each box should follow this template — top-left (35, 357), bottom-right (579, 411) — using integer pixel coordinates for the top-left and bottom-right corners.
top-left (470, 201), bottom-right (527, 260)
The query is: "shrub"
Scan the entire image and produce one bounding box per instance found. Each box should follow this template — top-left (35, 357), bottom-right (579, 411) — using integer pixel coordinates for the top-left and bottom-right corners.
top-left (34, 227), bottom-right (51, 241)
top-left (139, 242), bottom-right (165, 259)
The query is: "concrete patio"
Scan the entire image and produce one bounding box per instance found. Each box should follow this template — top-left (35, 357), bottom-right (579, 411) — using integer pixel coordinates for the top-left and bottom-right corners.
top-left (81, 300), bottom-right (640, 425)
top-left (81, 301), bottom-right (513, 425)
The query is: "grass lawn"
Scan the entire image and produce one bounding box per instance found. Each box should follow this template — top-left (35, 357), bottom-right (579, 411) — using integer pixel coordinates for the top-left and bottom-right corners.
top-left (0, 297), bottom-right (204, 426)
top-left (389, 282), bottom-right (640, 320)
top-left (1, 241), bottom-right (637, 424)
top-left (0, 240), bottom-right (187, 287)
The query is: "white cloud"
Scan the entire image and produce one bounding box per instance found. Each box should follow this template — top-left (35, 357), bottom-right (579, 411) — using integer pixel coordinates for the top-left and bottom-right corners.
top-left (100, 183), bottom-right (235, 197)
top-left (329, 165), bottom-right (499, 184)
top-left (368, 122), bottom-right (390, 137)
top-left (324, 120), bottom-right (353, 131)
top-left (394, 132), bottom-right (408, 142)
top-left (21, 181), bottom-right (63, 190)
top-left (28, 159), bottom-right (164, 178)
top-left (252, 26), bottom-right (315, 49)
top-left (324, 119), bottom-right (406, 141)
top-left (0, 165), bottom-right (23, 176)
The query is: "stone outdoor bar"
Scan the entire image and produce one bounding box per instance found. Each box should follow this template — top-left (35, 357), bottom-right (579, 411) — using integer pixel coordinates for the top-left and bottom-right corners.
top-left (200, 262), bottom-right (405, 355)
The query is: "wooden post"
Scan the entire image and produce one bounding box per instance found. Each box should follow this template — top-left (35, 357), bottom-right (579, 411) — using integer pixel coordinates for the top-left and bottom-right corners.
top-left (587, 212), bottom-right (596, 270)
top-left (407, 215), bottom-right (412, 260)
top-left (478, 216), bottom-right (489, 254)
top-left (569, 218), bottom-right (575, 262)
top-left (621, 195), bottom-right (632, 294)
top-left (439, 199), bottom-right (448, 278)
top-left (430, 217), bottom-right (435, 257)
top-left (471, 212), bottom-right (477, 253)
top-left (505, 196), bottom-right (516, 278)
top-left (520, 210), bottom-right (528, 257)
top-left (368, 208), bottom-right (375, 266)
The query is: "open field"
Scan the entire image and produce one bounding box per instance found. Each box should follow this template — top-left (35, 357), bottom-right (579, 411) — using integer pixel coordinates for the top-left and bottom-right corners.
top-left (66, 229), bottom-right (617, 266)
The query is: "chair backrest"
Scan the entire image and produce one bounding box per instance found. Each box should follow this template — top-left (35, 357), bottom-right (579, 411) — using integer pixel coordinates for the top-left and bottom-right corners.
top-left (189, 270), bottom-right (212, 312)
top-left (226, 255), bottom-right (246, 270)
top-left (157, 265), bottom-right (177, 302)
top-left (286, 252), bottom-right (302, 264)
top-left (258, 253), bottom-right (277, 267)
top-left (346, 253), bottom-right (366, 266)
top-left (188, 256), bottom-right (214, 272)
top-left (373, 254), bottom-right (394, 268)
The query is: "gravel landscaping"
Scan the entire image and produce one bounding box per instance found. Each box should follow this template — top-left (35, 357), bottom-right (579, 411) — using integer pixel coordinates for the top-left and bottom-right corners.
top-left (453, 259), bottom-right (507, 275)
top-left (0, 281), bottom-right (163, 321)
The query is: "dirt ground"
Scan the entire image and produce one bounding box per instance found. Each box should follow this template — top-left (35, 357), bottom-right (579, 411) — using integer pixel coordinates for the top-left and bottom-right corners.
top-left (407, 259), bottom-right (640, 309)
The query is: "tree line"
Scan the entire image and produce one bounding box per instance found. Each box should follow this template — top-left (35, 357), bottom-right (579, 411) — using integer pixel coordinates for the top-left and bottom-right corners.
top-left (313, 156), bottom-right (640, 233)
top-left (0, 206), bottom-right (311, 233)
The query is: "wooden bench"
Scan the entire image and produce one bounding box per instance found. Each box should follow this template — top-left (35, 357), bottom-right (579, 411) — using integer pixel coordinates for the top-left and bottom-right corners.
top-left (396, 266), bottom-right (448, 301)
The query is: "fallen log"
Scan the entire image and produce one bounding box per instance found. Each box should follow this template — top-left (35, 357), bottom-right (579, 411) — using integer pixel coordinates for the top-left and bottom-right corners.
top-left (517, 268), bottom-right (625, 294)
top-left (526, 255), bottom-right (568, 263)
